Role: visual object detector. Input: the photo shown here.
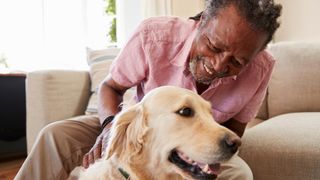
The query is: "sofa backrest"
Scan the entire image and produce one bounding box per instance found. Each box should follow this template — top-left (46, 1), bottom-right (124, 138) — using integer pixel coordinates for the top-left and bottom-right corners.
top-left (263, 41), bottom-right (320, 118)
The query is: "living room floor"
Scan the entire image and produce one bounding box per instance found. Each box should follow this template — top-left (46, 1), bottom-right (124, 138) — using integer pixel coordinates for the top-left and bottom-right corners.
top-left (0, 158), bottom-right (24, 180)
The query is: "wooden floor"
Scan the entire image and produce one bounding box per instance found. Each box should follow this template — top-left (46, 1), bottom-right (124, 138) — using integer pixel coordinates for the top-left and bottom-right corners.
top-left (0, 158), bottom-right (25, 180)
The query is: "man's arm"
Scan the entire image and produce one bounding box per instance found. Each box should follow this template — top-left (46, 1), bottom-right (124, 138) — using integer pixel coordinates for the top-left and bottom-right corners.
top-left (82, 75), bottom-right (129, 168)
top-left (97, 74), bottom-right (129, 125)
top-left (221, 118), bottom-right (247, 137)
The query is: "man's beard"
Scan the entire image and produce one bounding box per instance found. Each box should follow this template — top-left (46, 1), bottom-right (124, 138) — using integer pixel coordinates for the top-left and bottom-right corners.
top-left (189, 56), bottom-right (215, 85)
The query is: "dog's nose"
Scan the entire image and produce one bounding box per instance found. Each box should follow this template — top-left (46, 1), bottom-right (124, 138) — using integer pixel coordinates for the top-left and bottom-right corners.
top-left (221, 135), bottom-right (241, 154)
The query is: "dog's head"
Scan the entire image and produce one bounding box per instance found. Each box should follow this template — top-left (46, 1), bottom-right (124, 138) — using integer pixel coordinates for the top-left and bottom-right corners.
top-left (105, 86), bottom-right (241, 180)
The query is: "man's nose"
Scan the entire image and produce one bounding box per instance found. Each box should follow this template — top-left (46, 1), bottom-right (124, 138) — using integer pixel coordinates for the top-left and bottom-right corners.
top-left (213, 53), bottom-right (229, 73)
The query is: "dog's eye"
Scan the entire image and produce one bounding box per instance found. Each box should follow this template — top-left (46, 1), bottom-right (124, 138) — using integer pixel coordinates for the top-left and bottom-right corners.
top-left (176, 107), bottom-right (194, 117)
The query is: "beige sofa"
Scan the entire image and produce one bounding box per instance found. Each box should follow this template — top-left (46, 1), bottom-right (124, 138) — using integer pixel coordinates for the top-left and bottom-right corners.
top-left (26, 42), bottom-right (320, 180)
top-left (239, 41), bottom-right (320, 180)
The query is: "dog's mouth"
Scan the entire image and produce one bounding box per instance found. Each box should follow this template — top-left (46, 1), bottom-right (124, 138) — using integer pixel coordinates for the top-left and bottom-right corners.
top-left (168, 149), bottom-right (220, 180)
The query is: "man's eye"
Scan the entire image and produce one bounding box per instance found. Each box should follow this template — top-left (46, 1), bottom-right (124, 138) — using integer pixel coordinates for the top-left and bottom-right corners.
top-left (231, 59), bottom-right (243, 68)
top-left (208, 45), bottom-right (221, 53)
top-left (204, 35), bottom-right (221, 53)
top-left (176, 107), bottom-right (194, 117)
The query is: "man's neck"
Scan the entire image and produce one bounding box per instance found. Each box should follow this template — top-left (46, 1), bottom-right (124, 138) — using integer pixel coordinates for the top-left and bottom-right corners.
top-left (196, 82), bottom-right (210, 94)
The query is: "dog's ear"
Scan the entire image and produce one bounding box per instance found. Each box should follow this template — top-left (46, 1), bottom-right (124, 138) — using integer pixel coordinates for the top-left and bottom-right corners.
top-left (105, 103), bottom-right (149, 160)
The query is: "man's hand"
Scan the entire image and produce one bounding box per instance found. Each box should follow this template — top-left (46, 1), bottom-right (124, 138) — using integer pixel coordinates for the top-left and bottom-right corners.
top-left (82, 76), bottom-right (127, 168)
top-left (82, 126), bottom-right (111, 168)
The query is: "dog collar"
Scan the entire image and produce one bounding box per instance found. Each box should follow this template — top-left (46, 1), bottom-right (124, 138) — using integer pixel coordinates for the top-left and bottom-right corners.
top-left (118, 167), bottom-right (130, 179)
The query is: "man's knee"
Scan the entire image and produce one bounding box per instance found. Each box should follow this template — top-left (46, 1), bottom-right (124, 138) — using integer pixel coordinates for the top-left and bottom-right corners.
top-left (38, 120), bottom-right (70, 141)
top-left (235, 160), bottom-right (253, 180)
top-left (218, 155), bottom-right (253, 180)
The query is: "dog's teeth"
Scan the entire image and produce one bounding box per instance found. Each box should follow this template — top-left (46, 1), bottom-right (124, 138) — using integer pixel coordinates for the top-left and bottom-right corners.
top-left (177, 151), bottom-right (195, 164)
top-left (177, 151), bottom-right (184, 157)
top-left (178, 152), bottom-right (187, 159)
top-left (185, 158), bottom-right (189, 162)
top-left (203, 164), bottom-right (209, 172)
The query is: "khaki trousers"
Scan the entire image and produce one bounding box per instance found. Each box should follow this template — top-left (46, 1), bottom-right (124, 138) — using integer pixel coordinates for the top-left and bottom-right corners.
top-left (15, 115), bottom-right (253, 180)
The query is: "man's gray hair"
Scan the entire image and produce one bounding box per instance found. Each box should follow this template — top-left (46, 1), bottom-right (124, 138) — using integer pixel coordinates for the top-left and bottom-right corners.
top-left (190, 0), bottom-right (282, 44)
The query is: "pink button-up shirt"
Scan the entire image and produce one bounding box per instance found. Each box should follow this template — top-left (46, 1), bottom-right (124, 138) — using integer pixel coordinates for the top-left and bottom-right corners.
top-left (111, 17), bottom-right (275, 124)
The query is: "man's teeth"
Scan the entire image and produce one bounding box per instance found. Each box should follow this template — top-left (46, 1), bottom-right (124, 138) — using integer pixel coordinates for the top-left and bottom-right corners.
top-left (204, 64), bottom-right (214, 75)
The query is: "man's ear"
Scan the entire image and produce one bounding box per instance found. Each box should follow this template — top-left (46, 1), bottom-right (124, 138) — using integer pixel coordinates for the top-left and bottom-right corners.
top-left (105, 103), bottom-right (149, 160)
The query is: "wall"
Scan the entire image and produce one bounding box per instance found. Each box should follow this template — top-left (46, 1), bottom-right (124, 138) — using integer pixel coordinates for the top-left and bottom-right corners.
top-left (116, 0), bottom-right (144, 47)
top-left (169, 0), bottom-right (320, 42)
top-left (116, 0), bottom-right (205, 48)
top-left (171, 0), bottom-right (205, 18)
top-left (274, 0), bottom-right (320, 42)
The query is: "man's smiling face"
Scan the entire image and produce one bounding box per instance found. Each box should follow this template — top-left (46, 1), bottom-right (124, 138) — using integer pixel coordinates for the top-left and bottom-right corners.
top-left (189, 4), bottom-right (268, 85)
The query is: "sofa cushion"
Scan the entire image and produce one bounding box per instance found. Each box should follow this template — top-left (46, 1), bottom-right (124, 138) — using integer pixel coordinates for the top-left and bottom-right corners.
top-left (239, 112), bottom-right (320, 180)
top-left (267, 42), bottom-right (320, 118)
top-left (255, 95), bottom-right (268, 120)
top-left (246, 117), bottom-right (264, 129)
top-left (85, 48), bottom-right (120, 114)
top-left (85, 48), bottom-right (136, 115)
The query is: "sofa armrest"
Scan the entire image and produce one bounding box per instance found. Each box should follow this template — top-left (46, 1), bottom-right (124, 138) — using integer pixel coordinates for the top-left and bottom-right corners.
top-left (26, 70), bottom-right (91, 152)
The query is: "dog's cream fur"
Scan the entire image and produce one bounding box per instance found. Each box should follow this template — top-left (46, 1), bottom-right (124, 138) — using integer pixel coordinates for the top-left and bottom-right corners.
top-left (69, 86), bottom-right (240, 180)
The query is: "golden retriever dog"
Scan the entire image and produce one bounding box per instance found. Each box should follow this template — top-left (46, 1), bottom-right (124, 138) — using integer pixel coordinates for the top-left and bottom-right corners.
top-left (69, 86), bottom-right (241, 180)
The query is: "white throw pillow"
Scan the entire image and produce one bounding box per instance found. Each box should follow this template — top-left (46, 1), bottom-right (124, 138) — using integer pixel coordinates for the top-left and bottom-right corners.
top-left (85, 47), bottom-right (120, 114)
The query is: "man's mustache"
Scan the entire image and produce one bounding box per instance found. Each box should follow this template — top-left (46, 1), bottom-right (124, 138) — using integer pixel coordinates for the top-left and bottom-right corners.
top-left (196, 55), bottom-right (228, 78)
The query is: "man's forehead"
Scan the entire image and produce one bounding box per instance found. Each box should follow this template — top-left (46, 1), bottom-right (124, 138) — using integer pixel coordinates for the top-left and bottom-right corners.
top-left (203, 28), bottom-right (251, 63)
top-left (202, 9), bottom-right (267, 61)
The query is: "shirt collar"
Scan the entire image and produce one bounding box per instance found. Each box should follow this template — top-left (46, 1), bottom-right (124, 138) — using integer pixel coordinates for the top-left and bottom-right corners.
top-left (169, 21), bottom-right (199, 67)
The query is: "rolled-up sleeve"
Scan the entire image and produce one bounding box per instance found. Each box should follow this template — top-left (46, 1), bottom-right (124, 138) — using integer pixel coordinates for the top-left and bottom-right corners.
top-left (110, 21), bottom-right (149, 88)
top-left (233, 54), bottom-right (275, 123)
